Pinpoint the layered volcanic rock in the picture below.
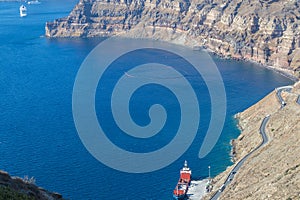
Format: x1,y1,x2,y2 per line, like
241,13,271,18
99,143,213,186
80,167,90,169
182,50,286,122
46,0,300,77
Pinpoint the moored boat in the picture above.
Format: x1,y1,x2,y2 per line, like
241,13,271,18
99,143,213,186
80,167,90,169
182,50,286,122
173,161,192,200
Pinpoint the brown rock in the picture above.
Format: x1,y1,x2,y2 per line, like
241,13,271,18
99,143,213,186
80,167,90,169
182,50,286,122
45,0,300,78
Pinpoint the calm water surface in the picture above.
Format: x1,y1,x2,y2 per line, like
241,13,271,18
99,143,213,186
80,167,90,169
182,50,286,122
0,1,294,199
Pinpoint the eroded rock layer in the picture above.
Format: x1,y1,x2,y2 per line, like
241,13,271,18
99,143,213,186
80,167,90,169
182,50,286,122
46,0,300,77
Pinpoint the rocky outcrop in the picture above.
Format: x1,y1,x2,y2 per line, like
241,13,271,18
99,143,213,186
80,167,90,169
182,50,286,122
45,0,300,78
203,81,300,199
0,170,63,200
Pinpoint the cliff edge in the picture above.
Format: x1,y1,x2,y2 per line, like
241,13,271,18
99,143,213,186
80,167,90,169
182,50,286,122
45,0,300,78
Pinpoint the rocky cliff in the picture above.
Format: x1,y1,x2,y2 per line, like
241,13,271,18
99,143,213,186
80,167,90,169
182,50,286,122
45,0,300,77
203,81,300,199
0,170,63,200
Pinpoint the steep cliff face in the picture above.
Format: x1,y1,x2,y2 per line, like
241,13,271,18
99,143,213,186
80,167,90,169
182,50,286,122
46,0,300,77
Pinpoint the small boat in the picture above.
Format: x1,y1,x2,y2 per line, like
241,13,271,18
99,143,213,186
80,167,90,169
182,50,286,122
27,0,41,5
19,5,27,17
173,161,192,200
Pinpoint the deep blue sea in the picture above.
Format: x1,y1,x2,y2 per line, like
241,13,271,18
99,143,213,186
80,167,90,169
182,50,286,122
0,1,294,199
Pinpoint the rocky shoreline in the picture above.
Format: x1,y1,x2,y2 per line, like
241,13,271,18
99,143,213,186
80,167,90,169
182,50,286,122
0,170,63,200
200,47,299,82
204,81,300,199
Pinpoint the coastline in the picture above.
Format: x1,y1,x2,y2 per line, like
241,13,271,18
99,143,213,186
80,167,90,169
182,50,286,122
0,170,63,200
229,112,247,164
118,33,300,82
263,64,299,82
216,54,298,168
204,81,300,199
202,47,299,82
227,60,298,164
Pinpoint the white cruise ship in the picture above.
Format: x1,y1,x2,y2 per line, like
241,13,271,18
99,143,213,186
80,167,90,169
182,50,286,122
19,5,27,17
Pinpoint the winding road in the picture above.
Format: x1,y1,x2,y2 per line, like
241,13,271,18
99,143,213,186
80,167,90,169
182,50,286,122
275,86,293,108
209,85,294,200
209,116,270,200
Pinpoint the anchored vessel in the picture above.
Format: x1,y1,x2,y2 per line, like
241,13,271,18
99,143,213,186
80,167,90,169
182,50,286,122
173,161,192,200
19,5,27,17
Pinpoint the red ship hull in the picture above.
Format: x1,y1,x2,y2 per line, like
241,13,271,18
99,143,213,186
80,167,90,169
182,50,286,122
173,161,192,199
